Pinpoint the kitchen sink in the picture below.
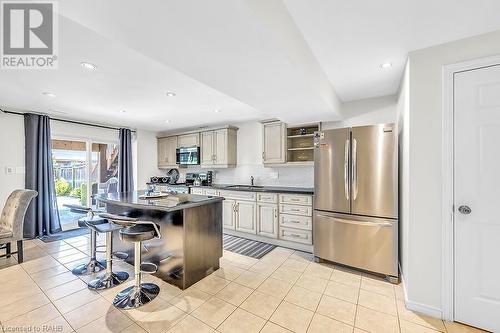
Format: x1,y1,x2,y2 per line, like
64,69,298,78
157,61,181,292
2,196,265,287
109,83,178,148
226,185,266,191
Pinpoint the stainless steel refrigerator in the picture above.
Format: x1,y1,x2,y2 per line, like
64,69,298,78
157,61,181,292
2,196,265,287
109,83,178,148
313,124,398,282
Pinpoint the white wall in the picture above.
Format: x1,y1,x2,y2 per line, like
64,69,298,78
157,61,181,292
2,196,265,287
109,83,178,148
134,130,161,190
0,113,25,207
51,121,119,143
397,61,410,290
402,29,500,317
323,95,397,130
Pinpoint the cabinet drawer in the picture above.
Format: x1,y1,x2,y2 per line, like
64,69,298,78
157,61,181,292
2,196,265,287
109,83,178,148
204,189,218,196
190,188,203,195
280,204,312,216
279,194,312,206
279,227,312,244
257,193,278,204
279,214,312,230
218,190,256,201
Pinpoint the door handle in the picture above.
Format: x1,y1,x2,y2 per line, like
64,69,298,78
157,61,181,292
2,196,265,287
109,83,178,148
458,205,471,215
316,214,393,228
344,139,350,200
351,138,358,200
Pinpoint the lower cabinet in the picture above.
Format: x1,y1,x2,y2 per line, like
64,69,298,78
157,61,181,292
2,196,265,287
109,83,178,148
257,203,278,238
235,200,257,234
223,199,236,230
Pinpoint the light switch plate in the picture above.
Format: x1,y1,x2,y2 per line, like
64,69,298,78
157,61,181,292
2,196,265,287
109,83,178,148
5,166,15,175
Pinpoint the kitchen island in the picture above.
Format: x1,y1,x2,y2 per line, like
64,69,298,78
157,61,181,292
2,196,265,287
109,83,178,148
96,191,223,290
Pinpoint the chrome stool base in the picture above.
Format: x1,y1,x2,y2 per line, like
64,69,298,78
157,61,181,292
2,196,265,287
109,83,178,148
72,259,106,276
113,283,160,309
88,271,129,290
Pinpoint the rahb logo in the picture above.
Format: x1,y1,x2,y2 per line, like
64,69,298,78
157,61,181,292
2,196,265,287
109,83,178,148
1,1,58,69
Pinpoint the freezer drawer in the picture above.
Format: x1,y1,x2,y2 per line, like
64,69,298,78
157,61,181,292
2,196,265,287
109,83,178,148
313,211,398,277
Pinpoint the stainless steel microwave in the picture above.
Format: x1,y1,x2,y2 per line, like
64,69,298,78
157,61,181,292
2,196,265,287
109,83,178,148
176,147,200,165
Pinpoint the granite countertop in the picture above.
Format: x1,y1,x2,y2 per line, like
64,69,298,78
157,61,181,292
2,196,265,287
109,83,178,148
96,191,223,212
151,183,314,195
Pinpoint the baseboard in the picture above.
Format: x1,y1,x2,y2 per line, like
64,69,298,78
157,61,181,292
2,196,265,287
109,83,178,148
399,263,443,319
224,229,313,253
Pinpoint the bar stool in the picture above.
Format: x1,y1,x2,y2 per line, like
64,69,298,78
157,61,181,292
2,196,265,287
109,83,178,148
86,221,129,290
99,213,161,309
64,204,106,275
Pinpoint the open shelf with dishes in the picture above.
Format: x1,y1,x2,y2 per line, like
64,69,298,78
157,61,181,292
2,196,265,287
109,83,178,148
286,124,319,163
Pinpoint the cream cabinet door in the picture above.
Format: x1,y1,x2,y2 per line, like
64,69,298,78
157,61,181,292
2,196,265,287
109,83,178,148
158,137,177,168
158,138,168,167
222,199,236,230
257,203,278,238
235,200,256,234
177,133,199,148
262,122,286,164
201,131,214,165
214,129,228,165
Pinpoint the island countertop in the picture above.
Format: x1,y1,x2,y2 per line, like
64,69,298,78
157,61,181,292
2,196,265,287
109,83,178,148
96,190,224,212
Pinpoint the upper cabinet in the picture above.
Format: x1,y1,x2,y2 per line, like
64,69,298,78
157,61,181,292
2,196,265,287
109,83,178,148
262,121,286,164
177,133,199,148
158,125,238,169
158,136,178,169
262,121,319,166
201,127,237,168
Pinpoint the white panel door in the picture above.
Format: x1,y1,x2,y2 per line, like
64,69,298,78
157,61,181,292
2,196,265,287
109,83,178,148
454,64,500,332
201,131,214,165
235,200,256,234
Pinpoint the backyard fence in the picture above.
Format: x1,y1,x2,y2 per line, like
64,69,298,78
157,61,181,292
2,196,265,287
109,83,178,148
54,164,86,189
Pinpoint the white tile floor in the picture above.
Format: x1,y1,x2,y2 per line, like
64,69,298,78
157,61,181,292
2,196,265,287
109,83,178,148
0,235,488,333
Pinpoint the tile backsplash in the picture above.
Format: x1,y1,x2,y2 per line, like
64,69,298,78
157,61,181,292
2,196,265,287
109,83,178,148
177,164,314,188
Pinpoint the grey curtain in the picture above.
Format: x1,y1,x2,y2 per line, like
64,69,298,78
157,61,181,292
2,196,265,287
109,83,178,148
24,114,61,237
118,128,134,192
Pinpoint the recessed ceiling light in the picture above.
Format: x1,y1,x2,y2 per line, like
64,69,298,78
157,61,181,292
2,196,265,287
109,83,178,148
214,109,220,113
165,120,171,124
42,92,56,98
380,62,392,69
80,61,97,70
166,92,176,97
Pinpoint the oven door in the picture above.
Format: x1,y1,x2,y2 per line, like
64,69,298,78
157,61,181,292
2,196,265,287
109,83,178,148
176,147,200,165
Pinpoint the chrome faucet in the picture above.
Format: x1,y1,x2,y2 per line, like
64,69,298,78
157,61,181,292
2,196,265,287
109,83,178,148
250,176,254,186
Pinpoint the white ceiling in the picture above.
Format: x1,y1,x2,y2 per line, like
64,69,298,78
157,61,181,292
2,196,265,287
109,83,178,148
1,0,500,130
284,0,500,101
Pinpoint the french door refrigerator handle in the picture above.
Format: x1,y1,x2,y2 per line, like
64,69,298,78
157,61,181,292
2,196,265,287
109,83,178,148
344,139,350,200
352,138,358,200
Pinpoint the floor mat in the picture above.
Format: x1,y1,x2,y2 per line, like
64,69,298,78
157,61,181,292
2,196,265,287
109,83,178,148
223,234,276,259
39,227,88,243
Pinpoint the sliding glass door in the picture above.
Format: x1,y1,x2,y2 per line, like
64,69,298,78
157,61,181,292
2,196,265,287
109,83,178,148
52,137,118,230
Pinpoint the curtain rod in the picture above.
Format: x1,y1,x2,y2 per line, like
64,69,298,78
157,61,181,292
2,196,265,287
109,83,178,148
0,108,136,133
